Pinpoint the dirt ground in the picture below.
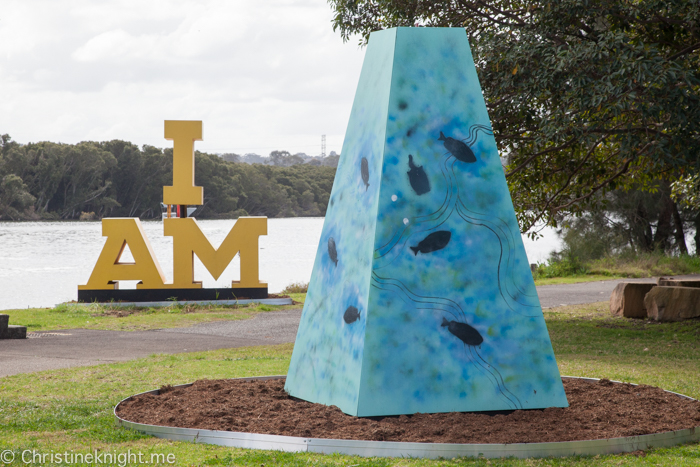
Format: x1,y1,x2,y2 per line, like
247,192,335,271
116,377,700,444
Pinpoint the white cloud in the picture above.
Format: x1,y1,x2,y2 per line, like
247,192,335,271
0,0,365,155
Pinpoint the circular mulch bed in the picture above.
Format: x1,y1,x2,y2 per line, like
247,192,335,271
116,377,700,445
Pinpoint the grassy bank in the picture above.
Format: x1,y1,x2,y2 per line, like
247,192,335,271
532,253,700,284
2,293,305,332
1,301,699,466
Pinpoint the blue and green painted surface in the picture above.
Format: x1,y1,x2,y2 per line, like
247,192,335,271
285,27,568,417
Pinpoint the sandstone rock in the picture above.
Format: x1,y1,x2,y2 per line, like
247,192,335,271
657,278,700,288
645,286,700,322
610,283,656,319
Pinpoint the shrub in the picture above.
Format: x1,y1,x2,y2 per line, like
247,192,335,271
281,282,308,294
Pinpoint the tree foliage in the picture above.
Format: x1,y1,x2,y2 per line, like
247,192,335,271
559,183,696,260
0,135,336,221
329,0,700,231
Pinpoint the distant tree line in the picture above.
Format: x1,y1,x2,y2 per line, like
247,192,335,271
0,135,336,220
222,150,340,168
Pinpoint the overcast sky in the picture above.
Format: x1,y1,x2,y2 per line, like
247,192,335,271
0,0,366,156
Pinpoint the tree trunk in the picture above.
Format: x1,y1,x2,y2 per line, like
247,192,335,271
671,202,688,254
634,202,654,252
695,213,700,256
653,195,674,252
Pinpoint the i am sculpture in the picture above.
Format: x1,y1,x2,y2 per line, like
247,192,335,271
78,120,268,303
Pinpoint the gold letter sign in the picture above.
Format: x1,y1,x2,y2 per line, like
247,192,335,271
78,120,268,303
163,120,203,206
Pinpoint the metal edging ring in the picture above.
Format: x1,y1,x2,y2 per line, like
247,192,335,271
114,376,700,459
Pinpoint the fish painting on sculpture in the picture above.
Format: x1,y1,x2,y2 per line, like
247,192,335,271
285,27,568,418
407,154,430,195
344,306,360,324
438,131,476,163
327,237,338,266
361,157,370,191
410,231,451,256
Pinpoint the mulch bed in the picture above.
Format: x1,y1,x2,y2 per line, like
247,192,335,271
116,377,700,444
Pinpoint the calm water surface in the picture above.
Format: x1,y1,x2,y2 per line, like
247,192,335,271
0,219,560,310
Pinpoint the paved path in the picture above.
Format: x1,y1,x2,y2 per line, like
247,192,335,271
0,310,302,378
537,274,700,308
2,276,698,377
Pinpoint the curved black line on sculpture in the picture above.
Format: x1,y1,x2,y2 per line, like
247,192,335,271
375,226,407,255
372,276,463,318
463,343,510,406
372,272,466,321
437,313,521,409
343,306,360,324
410,230,451,256
439,131,476,163
456,196,538,303
442,123,537,304
454,204,538,317
370,278,457,317
464,124,494,147
454,190,537,300
372,274,462,314
467,345,522,410
457,201,540,309
372,273,465,320
360,157,370,191
412,153,453,222
407,154,431,195
465,346,519,410
374,139,538,315
370,278,463,323
471,346,523,409
374,155,456,261
373,213,452,268
327,237,338,266
453,205,511,312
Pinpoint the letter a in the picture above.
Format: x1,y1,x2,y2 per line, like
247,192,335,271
79,218,167,290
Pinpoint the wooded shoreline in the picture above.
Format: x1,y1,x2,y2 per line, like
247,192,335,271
0,136,336,221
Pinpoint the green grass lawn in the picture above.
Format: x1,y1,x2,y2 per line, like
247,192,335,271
1,300,699,466
2,293,306,332
533,274,627,286
533,253,700,285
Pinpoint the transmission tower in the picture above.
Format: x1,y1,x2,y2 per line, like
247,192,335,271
321,134,326,158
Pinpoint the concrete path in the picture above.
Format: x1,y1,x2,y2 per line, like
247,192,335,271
0,310,302,378
537,274,700,308
2,276,699,377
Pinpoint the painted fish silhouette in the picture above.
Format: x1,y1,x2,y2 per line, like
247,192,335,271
439,131,476,163
410,231,451,256
360,157,370,191
441,317,483,346
344,306,360,324
407,154,430,195
328,237,338,266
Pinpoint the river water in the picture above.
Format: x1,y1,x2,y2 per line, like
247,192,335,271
0,219,561,310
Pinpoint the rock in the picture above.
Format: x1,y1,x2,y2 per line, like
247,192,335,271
609,283,656,319
657,278,700,288
0,313,27,339
645,286,700,322
2,325,27,339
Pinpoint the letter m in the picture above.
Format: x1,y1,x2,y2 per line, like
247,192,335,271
164,217,267,289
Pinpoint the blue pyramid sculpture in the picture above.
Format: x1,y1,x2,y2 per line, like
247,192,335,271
285,27,568,417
